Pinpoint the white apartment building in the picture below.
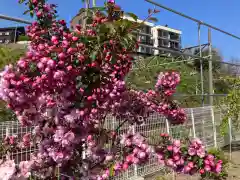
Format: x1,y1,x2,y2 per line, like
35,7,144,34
123,16,182,56
70,9,182,56
152,25,182,55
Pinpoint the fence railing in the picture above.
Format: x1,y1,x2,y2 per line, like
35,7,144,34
0,106,233,179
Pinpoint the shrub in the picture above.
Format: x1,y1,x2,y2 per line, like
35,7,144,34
0,0,225,179
18,35,30,41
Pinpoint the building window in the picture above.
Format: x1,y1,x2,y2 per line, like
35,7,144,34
170,32,179,40
141,26,151,34
86,18,93,24
0,32,2,36
78,19,82,25
140,36,146,42
112,10,123,20
146,26,151,34
163,31,168,38
5,32,10,35
170,42,179,49
146,47,150,54
163,40,168,47
158,30,168,38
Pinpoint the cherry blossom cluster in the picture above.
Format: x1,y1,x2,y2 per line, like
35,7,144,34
120,133,153,165
93,134,226,180
155,134,225,178
3,133,32,150
113,89,186,124
155,71,180,96
94,132,153,180
0,157,33,179
203,154,223,175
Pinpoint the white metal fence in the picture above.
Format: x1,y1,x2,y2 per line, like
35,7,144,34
0,106,234,179
106,106,227,179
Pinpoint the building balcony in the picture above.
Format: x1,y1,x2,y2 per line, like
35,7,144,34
158,44,180,51
140,40,154,46
157,36,180,43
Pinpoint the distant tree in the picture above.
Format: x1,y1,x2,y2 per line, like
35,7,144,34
0,45,26,70
192,48,222,72
127,52,236,107
220,58,240,76
18,35,30,41
126,56,202,107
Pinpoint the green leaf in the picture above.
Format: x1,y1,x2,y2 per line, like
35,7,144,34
125,12,138,21
18,0,25,4
89,6,106,11
105,23,116,34
91,51,98,61
74,60,80,67
30,10,34,17
85,10,94,18
98,24,110,34
23,10,30,15
192,155,199,163
80,37,89,44
148,17,158,23
198,158,203,166
109,164,115,177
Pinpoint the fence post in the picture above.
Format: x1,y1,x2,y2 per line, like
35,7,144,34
165,118,170,135
132,125,138,177
5,126,9,137
112,115,115,130
190,109,196,138
201,107,206,144
57,166,60,180
211,107,217,148
228,117,232,161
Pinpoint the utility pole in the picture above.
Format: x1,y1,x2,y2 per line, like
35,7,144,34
92,0,96,7
208,28,213,106
14,26,18,43
198,23,204,106
83,0,90,29
0,14,31,24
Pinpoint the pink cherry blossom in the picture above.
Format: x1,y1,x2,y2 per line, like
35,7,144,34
18,161,34,178
188,148,196,156
204,165,211,171
173,140,181,147
215,163,222,173
0,159,16,180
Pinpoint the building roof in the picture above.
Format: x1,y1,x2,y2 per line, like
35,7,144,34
70,8,85,23
0,26,25,31
122,15,155,27
152,25,182,34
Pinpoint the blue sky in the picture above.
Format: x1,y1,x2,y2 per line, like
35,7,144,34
1,0,240,60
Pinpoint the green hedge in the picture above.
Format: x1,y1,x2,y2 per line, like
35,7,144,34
18,35,29,41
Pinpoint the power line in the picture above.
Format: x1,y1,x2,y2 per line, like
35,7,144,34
138,43,240,67
145,0,240,40
0,14,32,25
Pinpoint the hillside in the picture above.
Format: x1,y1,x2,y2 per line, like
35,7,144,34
126,55,229,107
